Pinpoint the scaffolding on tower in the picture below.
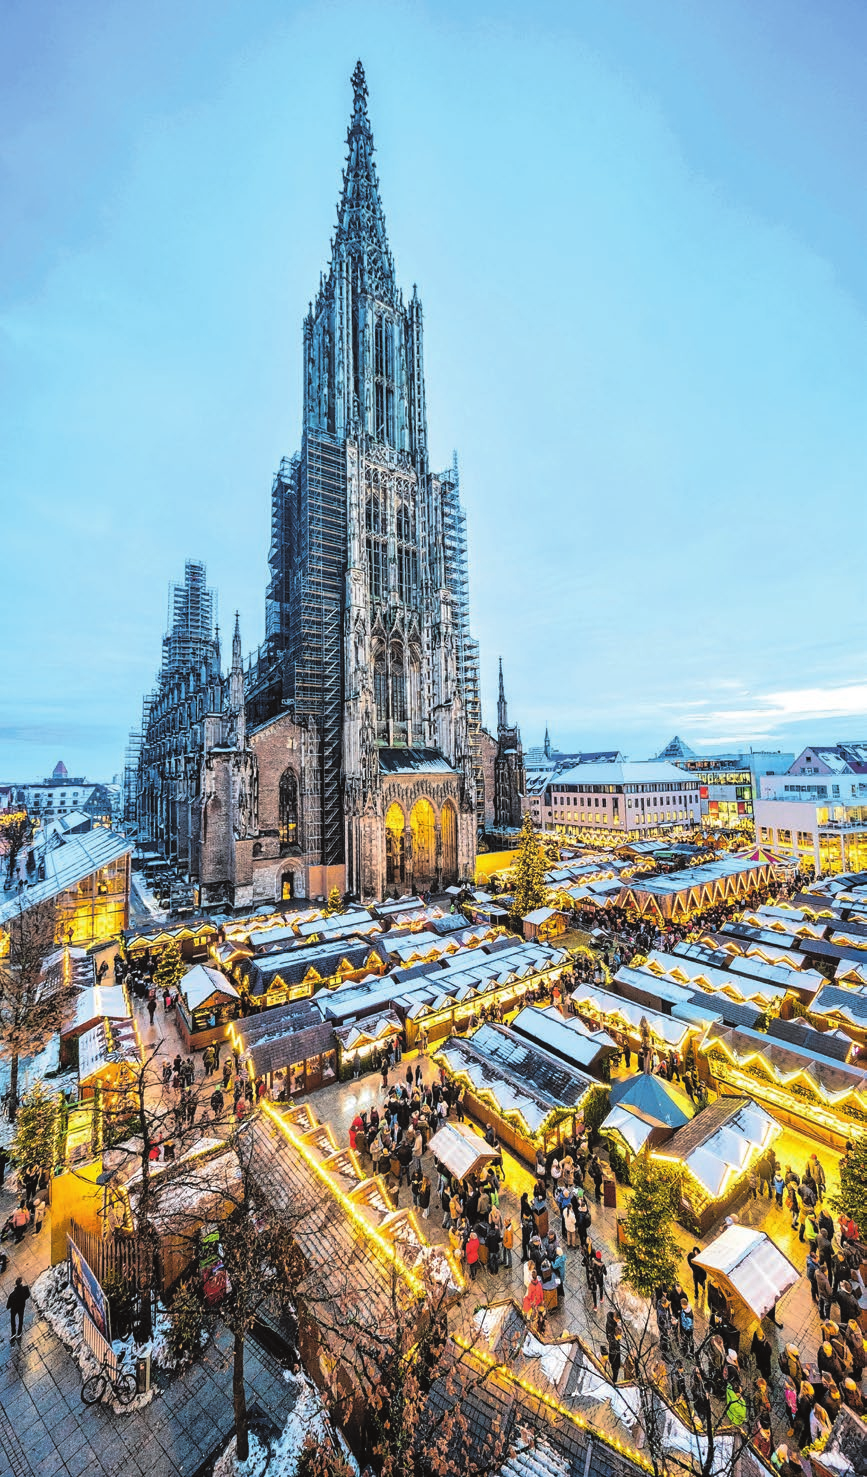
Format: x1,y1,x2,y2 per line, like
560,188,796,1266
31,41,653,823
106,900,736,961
440,455,484,826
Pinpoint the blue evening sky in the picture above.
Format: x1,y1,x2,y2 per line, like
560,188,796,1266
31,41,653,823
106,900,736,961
1,0,865,782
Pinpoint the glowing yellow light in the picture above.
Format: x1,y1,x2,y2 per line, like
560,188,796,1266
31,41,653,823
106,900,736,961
261,1101,462,1297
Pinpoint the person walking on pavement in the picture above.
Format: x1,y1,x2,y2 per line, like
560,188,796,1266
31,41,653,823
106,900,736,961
147,997,157,1026
7,1278,30,1342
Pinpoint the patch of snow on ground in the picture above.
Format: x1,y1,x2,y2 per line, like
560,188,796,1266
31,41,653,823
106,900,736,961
213,1373,359,1477
32,1262,160,1412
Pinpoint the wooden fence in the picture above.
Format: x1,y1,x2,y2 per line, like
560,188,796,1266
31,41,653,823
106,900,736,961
68,1219,192,1294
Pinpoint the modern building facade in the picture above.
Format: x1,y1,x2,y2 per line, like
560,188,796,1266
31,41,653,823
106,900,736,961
133,66,497,907
534,760,701,842
651,737,794,833
755,772,867,876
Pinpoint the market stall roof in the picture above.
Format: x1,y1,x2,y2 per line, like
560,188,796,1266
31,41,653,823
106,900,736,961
522,907,561,926
78,1017,140,1084
68,983,131,1036
693,1225,799,1320
180,964,238,1010
608,1073,695,1128
333,1010,402,1052
660,1097,780,1200
427,1122,501,1181
571,983,699,1048
510,1004,615,1072
435,1023,595,1137
600,1104,656,1156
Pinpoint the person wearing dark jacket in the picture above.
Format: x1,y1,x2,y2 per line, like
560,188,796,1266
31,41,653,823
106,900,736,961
751,1326,773,1381
687,1247,707,1303
6,1278,29,1342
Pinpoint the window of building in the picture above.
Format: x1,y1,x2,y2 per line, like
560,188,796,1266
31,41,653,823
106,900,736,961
279,770,299,852
777,829,792,846
366,489,387,602
797,831,813,848
396,499,417,605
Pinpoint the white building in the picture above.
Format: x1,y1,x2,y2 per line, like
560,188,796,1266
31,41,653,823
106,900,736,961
755,766,867,876
533,761,701,843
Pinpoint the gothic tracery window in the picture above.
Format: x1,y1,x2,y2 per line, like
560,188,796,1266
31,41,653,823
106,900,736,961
373,644,387,727
396,499,418,605
279,769,299,853
390,642,406,724
374,313,396,445
366,485,387,603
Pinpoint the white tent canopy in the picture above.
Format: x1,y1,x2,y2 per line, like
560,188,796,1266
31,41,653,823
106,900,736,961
427,1122,500,1182
693,1225,799,1320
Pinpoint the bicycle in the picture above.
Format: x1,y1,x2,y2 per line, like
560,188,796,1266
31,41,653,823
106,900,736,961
81,1349,138,1406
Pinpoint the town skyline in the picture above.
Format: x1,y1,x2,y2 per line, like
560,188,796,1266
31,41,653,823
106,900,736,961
2,0,865,783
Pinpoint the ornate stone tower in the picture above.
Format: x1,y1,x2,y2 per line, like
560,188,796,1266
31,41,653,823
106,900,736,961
267,62,479,898
493,659,526,828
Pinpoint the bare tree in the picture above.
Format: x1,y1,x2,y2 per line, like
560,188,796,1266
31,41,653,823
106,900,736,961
591,1285,753,1477
0,897,66,1118
1,813,35,889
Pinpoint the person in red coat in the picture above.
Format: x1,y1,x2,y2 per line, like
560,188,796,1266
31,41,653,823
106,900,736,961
465,1230,480,1280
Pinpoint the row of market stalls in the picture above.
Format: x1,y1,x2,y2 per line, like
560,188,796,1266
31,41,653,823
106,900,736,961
228,937,573,1093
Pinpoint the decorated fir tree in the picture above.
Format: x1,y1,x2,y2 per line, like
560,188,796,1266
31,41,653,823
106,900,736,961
13,1081,60,1174
510,813,548,921
832,1137,867,1233
327,886,342,916
622,1151,682,1300
154,941,185,996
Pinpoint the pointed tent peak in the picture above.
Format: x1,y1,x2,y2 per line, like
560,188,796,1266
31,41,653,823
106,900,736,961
653,734,697,761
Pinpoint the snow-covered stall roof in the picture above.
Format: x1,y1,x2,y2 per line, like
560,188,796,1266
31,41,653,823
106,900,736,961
180,963,238,1010
693,1224,800,1319
427,1122,501,1182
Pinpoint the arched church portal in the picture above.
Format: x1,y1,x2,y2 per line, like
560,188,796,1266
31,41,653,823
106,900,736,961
410,799,436,891
385,803,406,889
441,800,458,886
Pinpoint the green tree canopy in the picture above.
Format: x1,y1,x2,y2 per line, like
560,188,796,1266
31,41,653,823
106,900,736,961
154,941,185,995
622,1153,682,1301
832,1137,867,1232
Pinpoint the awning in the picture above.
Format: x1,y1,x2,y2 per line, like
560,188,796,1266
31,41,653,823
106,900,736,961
693,1225,799,1320
427,1122,501,1182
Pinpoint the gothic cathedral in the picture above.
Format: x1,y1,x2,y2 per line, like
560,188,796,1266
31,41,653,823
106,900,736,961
134,65,523,907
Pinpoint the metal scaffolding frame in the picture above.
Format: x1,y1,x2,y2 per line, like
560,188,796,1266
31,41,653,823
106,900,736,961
440,455,484,822
161,560,216,681
287,430,347,866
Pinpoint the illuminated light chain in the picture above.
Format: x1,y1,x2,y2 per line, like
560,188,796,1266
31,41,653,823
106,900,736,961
700,1037,867,1112
451,1333,654,1472
261,1101,467,1297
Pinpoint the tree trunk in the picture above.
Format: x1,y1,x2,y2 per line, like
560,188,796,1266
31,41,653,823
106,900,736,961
233,1329,248,1462
9,1052,19,1122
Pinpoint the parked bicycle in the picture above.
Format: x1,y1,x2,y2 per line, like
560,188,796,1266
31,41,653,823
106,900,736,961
80,1349,137,1406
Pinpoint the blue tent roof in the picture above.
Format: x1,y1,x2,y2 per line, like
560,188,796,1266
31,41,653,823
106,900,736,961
608,1072,695,1128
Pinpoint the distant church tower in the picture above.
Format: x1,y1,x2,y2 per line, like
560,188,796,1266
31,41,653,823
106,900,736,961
493,659,525,828
267,62,479,898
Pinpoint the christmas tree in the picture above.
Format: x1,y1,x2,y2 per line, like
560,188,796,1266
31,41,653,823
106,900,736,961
13,1082,60,1174
327,886,342,916
832,1137,867,1232
510,813,548,921
622,1152,682,1300
154,941,185,996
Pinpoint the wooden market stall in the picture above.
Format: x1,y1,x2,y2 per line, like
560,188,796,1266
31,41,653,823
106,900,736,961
175,964,240,1049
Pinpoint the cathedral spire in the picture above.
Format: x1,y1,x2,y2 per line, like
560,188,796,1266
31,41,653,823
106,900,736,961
229,612,245,749
497,657,509,731
334,61,396,299
544,726,551,760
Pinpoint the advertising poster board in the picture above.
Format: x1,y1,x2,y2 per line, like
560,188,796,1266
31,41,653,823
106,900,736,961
67,1233,111,1342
